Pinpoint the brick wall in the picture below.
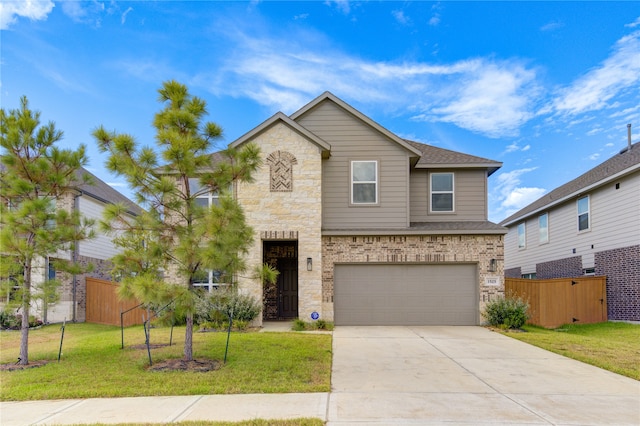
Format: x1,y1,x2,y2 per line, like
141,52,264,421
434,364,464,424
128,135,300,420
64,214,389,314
595,245,640,321
505,267,522,278
536,256,582,279
322,234,505,321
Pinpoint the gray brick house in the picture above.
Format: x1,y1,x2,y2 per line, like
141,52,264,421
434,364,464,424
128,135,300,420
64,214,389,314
500,139,640,321
214,92,506,326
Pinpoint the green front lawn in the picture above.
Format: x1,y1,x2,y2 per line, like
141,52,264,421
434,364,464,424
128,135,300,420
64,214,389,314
0,323,332,401
503,321,640,380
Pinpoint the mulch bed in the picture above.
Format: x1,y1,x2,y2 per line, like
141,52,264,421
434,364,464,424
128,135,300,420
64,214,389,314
0,360,50,371
147,358,222,372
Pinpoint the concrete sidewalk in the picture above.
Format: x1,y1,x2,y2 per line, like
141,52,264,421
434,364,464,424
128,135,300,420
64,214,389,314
2,326,639,425
0,394,329,425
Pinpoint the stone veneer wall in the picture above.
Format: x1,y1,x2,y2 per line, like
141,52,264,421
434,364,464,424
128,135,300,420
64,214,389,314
595,245,640,321
536,256,582,279
321,234,505,321
235,123,323,325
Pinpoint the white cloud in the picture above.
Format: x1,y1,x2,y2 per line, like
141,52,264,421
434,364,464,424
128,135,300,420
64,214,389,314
492,168,546,220
392,10,410,25
426,62,539,137
209,24,542,138
0,0,54,30
121,7,133,25
625,16,640,28
588,153,601,161
61,0,105,26
540,21,564,32
325,0,350,14
552,30,640,116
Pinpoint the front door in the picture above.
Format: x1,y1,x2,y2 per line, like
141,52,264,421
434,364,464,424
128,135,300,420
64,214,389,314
277,257,298,319
263,241,298,320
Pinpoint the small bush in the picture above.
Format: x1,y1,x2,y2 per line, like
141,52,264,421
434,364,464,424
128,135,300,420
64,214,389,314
292,318,307,331
483,295,529,329
197,288,262,325
0,310,20,329
291,318,334,331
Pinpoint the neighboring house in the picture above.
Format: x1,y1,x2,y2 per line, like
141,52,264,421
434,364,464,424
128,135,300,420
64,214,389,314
500,140,640,321
209,92,506,326
2,168,141,323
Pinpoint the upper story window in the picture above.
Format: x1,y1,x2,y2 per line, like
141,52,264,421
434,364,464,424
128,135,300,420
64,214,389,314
538,213,549,244
430,173,454,212
577,196,590,231
351,160,378,204
517,222,526,249
188,178,219,207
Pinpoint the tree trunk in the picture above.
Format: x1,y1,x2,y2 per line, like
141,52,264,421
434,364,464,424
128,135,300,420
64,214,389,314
19,261,31,365
184,313,193,361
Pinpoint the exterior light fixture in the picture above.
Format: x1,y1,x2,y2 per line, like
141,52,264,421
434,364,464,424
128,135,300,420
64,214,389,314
307,257,312,271
489,258,497,272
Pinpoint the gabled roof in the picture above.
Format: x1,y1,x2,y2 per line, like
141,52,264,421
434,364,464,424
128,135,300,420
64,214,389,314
230,111,331,155
500,141,640,227
76,168,142,216
406,140,502,176
290,91,423,158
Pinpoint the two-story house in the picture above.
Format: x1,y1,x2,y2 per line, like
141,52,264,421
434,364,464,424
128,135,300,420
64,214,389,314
204,92,506,326
2,168,141,323
500,139,640,321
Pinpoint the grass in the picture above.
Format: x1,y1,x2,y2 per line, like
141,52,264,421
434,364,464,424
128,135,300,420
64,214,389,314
0,323,332,401
502,321,640,380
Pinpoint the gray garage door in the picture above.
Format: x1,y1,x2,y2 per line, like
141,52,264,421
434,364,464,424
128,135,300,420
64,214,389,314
334,264,478,326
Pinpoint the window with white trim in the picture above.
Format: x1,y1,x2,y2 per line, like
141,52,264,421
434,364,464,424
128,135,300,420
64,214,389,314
517,222,526,249
538,213,549,244
430,172,454,212
351,160,377,204
577,196,590,231
188,178,219,207
191,269,228,292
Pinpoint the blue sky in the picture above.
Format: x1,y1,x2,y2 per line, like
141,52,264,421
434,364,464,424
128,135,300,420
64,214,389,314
2,1,639,222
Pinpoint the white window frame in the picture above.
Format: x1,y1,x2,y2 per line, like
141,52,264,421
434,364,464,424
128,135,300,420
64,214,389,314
189,178,220,207
350,160,378,205
538,213,549,244
192,270,229,293
430,172,455,213
517,222,526,249
577,195,590,232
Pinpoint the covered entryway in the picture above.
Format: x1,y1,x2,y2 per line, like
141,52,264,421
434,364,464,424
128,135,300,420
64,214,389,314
263,241,298,320
333,263,478,325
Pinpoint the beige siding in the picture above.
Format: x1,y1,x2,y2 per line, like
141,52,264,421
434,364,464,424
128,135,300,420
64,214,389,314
504,171,640,273
297,100,412,229
77,196,121,260
410,169,488,222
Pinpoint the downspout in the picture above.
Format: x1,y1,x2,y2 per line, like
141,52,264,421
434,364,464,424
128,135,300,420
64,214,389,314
72,192,81,322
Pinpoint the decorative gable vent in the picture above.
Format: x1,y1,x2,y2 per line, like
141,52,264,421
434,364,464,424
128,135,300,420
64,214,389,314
266,151,297,192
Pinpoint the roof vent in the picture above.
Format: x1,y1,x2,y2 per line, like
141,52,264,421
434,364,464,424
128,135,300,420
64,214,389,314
620,123,632,154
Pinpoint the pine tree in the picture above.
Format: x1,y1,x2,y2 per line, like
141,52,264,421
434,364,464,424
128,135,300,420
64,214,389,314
0,97,95,365
94,80,261,361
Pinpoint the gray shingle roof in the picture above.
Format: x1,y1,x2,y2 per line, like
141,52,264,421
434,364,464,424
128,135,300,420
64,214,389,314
405,140,502,176
76,168,142,215
500,142,640,226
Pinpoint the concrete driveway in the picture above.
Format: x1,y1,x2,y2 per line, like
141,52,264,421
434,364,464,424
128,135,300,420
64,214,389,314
329,326,640,425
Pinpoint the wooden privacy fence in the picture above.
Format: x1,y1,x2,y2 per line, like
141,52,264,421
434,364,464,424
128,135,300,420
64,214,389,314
86,277,146,326
505,276,607,328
